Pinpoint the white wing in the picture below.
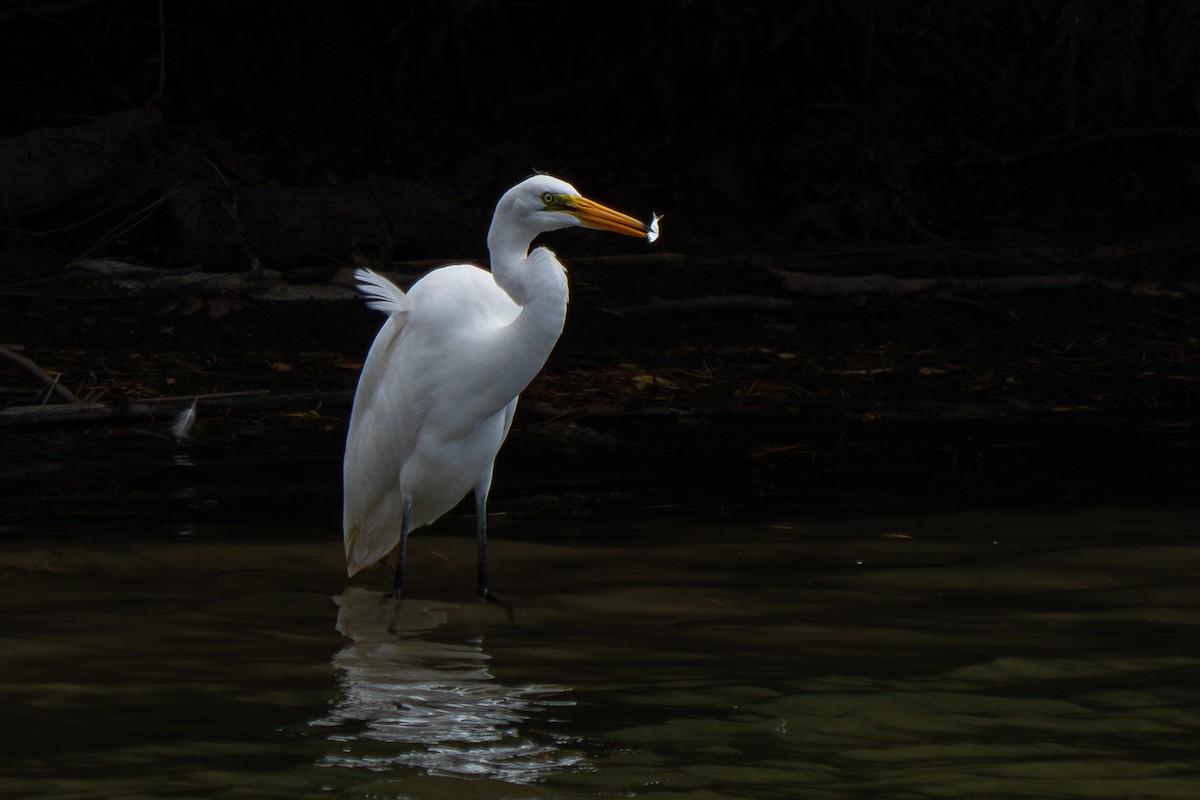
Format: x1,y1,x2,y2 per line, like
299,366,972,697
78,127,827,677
342,313,413,574
342,265,521,575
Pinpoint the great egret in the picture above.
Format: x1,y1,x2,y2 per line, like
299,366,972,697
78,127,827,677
343,174,659,600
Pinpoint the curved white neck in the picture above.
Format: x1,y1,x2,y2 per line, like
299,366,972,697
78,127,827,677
448,225,567,430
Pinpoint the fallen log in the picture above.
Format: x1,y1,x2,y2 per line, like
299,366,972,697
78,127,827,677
0,107,161,218
168,176,460,269
0,108,466,269
771,270,1200,298
604,295,794,315
0,390,354,429
0,260,361,301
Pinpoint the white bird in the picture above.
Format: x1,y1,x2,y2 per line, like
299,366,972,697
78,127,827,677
343,174,658,600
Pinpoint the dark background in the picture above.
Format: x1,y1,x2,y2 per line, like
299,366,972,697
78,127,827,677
5,0,1200,262
1,0,1197,511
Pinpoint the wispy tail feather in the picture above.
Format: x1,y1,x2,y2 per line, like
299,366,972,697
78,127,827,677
354,268,409,321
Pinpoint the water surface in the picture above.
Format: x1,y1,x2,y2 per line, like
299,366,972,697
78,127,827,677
1,427,1198,798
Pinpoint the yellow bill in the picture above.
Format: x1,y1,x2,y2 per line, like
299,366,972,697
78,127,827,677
565,196,661,243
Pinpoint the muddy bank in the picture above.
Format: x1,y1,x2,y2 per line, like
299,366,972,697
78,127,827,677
2,241,1196,517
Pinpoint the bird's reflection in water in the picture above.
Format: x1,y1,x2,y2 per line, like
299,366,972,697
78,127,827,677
313,587,584,782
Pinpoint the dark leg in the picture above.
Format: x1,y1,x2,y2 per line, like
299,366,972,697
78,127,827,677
474,487,515,620
391,496,411,601
475,489,490,599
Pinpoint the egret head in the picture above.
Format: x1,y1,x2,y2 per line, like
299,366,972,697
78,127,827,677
502,174,654,239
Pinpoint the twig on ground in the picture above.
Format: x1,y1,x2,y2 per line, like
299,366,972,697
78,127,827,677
0,345,82,404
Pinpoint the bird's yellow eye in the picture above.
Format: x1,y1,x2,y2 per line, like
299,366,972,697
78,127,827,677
542,192,556,206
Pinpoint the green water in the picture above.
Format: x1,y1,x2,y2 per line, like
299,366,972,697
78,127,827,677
3,508,1199,798
1,429,1198,798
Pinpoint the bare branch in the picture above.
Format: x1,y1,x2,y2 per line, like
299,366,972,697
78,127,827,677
0,345,81,404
